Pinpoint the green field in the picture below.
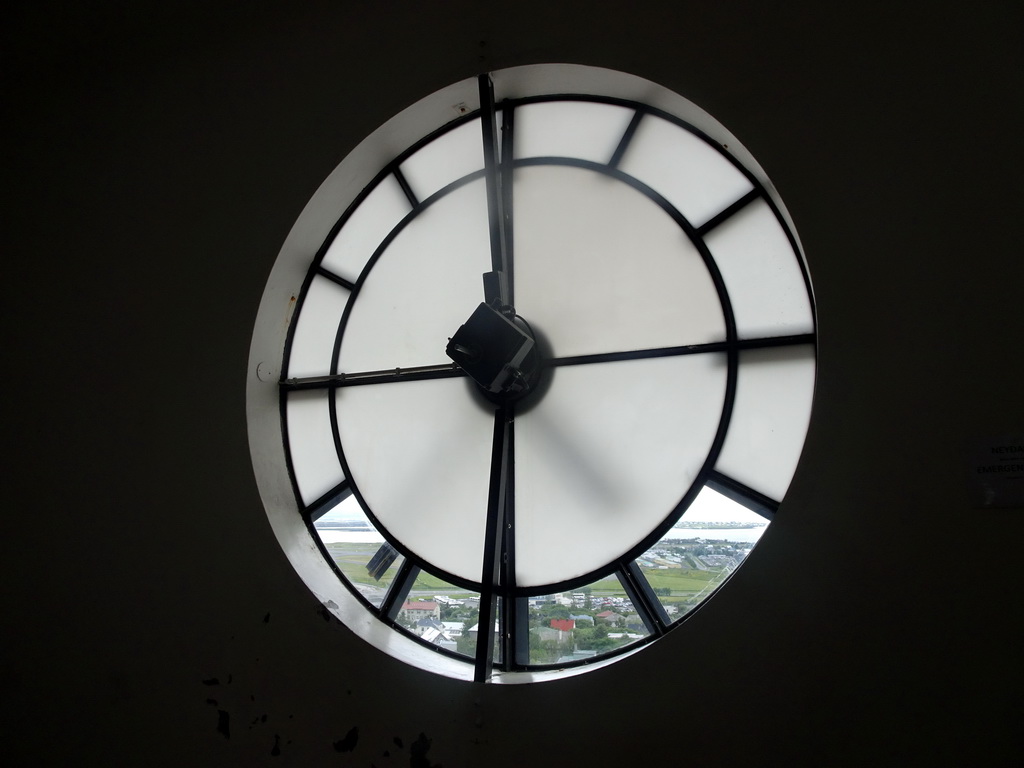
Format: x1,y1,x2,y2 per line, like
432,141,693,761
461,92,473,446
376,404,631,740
409,571,476,594
324,542,400,587
324,541,477,596
589,566,723,594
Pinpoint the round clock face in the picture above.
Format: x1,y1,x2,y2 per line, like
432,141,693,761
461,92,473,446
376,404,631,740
249,65,816,682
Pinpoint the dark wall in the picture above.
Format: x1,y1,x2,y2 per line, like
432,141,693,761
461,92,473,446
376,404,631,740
4,2,1021,764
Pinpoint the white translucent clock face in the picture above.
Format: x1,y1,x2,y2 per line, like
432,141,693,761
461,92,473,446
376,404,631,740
255,65,816,679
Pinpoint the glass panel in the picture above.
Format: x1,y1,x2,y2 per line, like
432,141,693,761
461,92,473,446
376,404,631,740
285,390,344,506
528,580,649,666
514,101,635,164
639,485,769,623
704,198,814,339
513,164,725,360
334,377,494,584
287,275,350,378
715,345,816,501
396,570,486,659
515,352,727,588
320,174,412,283
400,118,484,203
311,494,404,608
618,114,754,230
470,597,503,665
338,178,491,372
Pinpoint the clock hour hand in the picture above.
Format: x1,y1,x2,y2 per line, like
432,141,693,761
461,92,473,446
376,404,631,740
478,73,511,311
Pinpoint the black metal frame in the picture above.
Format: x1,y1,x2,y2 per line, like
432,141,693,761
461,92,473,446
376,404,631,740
277,84,817,680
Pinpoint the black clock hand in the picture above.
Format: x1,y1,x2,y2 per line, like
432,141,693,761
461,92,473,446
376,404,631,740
474,405,511,680
446,83,538,404
280,363,463,391
478,73,511,310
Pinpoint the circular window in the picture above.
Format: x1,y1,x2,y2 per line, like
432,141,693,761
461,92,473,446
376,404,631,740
248,64,816,683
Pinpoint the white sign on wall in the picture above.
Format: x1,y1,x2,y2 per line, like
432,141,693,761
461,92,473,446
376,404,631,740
967,435,1024,508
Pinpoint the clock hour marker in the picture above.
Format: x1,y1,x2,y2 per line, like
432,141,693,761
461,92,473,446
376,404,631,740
608,108,644,169
695,188,760,237
706,470,778,521
303,480,352,522
315,266,355,291
392,167,419,209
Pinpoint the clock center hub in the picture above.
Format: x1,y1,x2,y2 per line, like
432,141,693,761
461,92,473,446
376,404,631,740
445,303,544,404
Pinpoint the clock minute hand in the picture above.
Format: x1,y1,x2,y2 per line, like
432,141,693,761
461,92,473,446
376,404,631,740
478,73,511,311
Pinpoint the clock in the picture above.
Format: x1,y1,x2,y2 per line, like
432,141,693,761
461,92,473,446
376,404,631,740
248,64,816,682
